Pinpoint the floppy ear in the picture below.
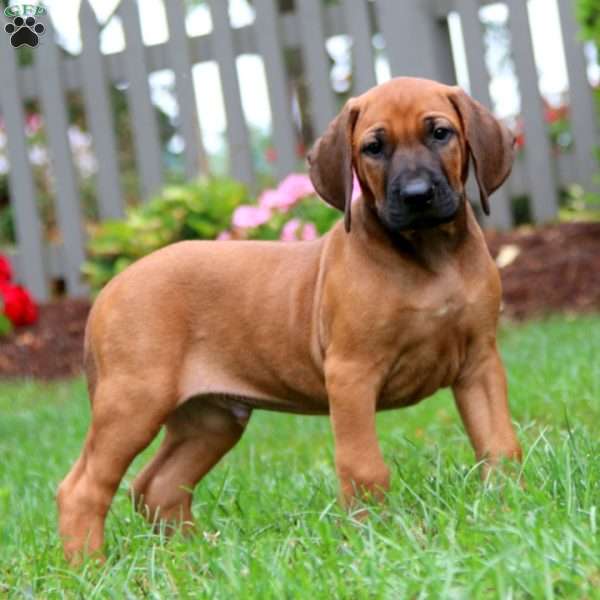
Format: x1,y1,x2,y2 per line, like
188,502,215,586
449,88,515,216
307,101,359,232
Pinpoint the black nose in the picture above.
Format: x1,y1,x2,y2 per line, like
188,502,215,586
400,177,435,208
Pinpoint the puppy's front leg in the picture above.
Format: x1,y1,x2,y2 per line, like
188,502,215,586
453,347,522,479
326,360,390,506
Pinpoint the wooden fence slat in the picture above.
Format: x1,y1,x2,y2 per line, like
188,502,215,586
556,0,599,193
119,0,164,200
17,6,364,102
164,0,208,181
297,0,338,137
0,14,48,300
36,17,87,296
79,0,124,220
435,19,457,86
208,0,255,186
254,0,298,179
457,0,512,230
505,0,558,222
375,0,455,84
343,0,376,95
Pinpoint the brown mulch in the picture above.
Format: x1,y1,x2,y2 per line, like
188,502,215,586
0,299,90,380
1,222,599,380
486,221,600,320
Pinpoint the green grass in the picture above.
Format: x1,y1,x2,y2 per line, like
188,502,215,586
1,315,600,598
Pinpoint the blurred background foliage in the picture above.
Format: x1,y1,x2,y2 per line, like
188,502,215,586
1,0,600,292
577,0,600,44
82,178,248,291
83,174,340,293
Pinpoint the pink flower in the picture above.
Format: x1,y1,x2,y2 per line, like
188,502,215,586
258,174,315,212
217,231,232,241
301,223,318,241
258,189,287,210
25,114,42,136
351,172,362,203
232,205,271,229
280,218,302,241
276,174,315,209
257,174,317,213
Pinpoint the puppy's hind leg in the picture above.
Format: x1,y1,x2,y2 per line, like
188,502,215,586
57,375,175,563
131,399,250,532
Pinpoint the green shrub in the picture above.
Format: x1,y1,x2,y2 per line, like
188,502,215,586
577,0,600,44
83,178,249,293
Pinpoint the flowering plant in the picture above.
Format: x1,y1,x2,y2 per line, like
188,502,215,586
0,255,38,336
84,174,361,294
218,173,361,242
0,112,99,244
84,178,249,292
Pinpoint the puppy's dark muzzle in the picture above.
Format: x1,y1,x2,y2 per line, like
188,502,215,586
381,170,459,231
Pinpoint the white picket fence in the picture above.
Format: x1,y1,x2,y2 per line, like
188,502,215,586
0,0,596,300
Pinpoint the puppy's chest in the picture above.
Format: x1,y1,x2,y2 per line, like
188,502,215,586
377,280,476,408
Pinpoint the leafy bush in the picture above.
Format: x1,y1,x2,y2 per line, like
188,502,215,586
577,0,600,44
83,173,348,294
559,183,600,222
83,178,249,292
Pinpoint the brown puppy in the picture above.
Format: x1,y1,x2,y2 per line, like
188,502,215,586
58,77,521,562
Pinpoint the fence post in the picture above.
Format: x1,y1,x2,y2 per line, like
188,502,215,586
35,16,88,296
343,0,377,95
505,0,559,222
164,0,208,181
119,0,164,200
254,0,299,180
376,0,455,84
79,0,125,220
208,0,255,187
556,0,599,194
0,14,48,300
456,0,513,229
297,0,338,137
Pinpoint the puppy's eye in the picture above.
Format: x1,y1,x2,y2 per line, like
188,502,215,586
362,139,384,157
432,127,453,142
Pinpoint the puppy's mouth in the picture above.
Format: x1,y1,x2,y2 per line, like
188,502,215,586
378,189,461,232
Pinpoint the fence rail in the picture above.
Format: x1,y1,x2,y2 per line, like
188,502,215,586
0,0,596,299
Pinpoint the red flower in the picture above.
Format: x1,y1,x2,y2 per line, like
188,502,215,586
0,283,38,327
514,132,525,150
0,256,12,283
265,147,277,163
543,104,568,124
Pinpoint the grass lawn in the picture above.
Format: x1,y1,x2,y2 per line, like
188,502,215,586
0,315,599,598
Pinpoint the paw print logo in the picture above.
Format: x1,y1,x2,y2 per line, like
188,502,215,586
4,16,45,48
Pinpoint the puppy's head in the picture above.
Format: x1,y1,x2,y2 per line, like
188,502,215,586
308,77,515,233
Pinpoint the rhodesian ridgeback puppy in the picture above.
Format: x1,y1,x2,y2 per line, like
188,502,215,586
58,77,522,562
